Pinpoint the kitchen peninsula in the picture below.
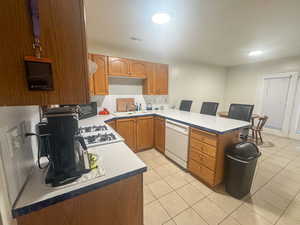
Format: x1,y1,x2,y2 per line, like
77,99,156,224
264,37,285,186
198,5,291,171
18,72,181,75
13,109,249,225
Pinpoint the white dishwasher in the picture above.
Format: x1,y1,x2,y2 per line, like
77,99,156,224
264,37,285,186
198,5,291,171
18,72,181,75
165,120,189,169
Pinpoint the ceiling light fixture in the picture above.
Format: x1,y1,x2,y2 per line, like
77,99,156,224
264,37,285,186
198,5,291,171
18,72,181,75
152,13,170,24
248,50,263,56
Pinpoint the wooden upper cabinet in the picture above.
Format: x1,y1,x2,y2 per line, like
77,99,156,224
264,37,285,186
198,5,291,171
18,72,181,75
88,54,95,96
0,0,89,106
143,63,155,95
130,60,147,78
108,57,130,77
154,116,165,153
136,116,154,151
116,118,137,152
155,64,169,95
92,54,108,95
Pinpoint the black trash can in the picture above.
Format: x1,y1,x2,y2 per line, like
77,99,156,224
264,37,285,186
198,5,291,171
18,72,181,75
225,142,261,199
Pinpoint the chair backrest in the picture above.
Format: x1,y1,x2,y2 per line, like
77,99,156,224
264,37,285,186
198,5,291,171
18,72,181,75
200,102,219,116
256,115,268,131
228,104,254,122
179,100,193,112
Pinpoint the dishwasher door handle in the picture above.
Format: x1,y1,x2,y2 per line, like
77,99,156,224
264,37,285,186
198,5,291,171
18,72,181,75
166,120,189,135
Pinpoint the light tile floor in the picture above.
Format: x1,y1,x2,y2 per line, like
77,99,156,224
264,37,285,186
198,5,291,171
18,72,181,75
137,133,300,225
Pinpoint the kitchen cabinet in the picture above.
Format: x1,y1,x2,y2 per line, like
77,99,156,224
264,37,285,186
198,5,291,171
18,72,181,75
116,118,137,152
130,60,147,78
88,54,95,96
154,64,169,95
17,174,143,225
154,116,165,153
143,63,155,95
108,57,131,77
92,54,109,95
136,116,154,150
0,0,89,106
188,128,239,187
106,120,116,130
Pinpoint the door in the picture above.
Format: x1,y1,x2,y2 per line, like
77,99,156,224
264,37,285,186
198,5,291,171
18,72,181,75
108,57,130,77
116,118,136,152
92,54,108,95
260,73,298,136
155,64,168,95
154,117,165,153
136,117,154,151
289,75,300,139
130,60,147,78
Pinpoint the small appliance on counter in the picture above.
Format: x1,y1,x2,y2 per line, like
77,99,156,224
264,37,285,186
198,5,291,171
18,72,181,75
61,102,97,120
39,107,91,187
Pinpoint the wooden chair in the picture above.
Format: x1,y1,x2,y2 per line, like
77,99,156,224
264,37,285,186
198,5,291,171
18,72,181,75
251,115,268,144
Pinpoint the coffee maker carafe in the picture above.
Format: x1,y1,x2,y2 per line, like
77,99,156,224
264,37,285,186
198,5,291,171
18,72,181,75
43,107,88,187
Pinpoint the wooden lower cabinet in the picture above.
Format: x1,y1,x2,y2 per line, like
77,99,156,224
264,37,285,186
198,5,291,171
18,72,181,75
188,128,239,187
154,116,165,153
115,116,154,152
106,120,116,130
116,118,137,152
136,117,154,151
17,174,143,225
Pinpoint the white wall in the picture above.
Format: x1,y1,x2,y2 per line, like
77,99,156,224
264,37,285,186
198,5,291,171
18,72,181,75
88,43,228,113
0,106,39,225
224,56,300,113
169,62,227,112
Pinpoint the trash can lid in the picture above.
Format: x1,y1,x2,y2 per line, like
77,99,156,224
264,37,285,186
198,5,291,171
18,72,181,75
227,142,261,161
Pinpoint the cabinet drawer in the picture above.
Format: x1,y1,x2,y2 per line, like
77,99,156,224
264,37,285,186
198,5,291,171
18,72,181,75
190,128,217,147
200,165,215,186
189,148,216,171
190,138,217,158
188,159,201,177
188,160,215,186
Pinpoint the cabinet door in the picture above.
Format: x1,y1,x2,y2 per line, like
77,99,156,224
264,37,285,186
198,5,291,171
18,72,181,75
92,54,108,95
143,63,155,95
88,54,95,96
116,118,137,152
130,60,147,78
108,57,130,77
136,116,154,151
155,64,169,95
0,0,89,106
154,117,165,153
106,120,116,130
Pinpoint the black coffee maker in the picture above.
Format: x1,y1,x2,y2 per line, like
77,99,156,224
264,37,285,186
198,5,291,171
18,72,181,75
41,107,88,187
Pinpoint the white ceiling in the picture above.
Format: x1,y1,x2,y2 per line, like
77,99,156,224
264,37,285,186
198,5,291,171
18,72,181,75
85,0,300,66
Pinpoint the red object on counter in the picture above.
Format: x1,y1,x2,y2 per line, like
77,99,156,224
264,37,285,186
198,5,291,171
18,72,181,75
99,108,110,115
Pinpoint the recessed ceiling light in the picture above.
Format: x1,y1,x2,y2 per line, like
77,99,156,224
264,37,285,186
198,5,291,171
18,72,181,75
152,13,170,24
248,50,263,56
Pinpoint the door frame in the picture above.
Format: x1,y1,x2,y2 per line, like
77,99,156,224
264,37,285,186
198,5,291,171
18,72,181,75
258,72,299,137
289,75,300,140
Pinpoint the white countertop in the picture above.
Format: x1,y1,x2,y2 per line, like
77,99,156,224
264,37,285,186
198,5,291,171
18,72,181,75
13,142,146,216
101,109,250,133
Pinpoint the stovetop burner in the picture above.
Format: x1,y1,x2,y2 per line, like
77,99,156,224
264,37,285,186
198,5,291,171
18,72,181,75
79,125,108,134
84,133,117,144
79,124,123,147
